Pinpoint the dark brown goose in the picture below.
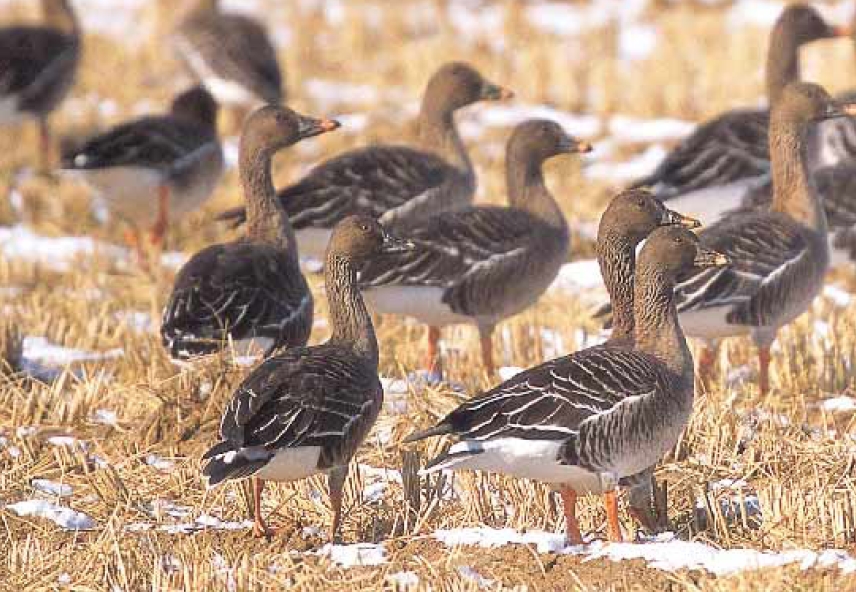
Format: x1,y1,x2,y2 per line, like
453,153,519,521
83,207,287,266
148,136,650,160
674,83,851,394
63,86,223,252
406,226,728,545
217,62,513,260
161,106,338,360
202,215,414,539
631,5,848,224
359,119,587,378
596,189,700,532
172,0,283,116
0,0,81,169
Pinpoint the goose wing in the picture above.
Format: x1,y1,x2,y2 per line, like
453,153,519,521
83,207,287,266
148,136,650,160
213,344,382,468
161,241,312,358
176,13,282,104
359,207,547,316
675,212,813,325
0,27,77,103
632,109,770,199
63,116,213,172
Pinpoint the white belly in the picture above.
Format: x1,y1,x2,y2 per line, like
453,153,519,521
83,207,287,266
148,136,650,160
435,438,607,493
0,95,24,124
664,180,757,227
679,305,750,342
74,166,165,227
295,227,332,261
255,446,322,482
362,285,472,327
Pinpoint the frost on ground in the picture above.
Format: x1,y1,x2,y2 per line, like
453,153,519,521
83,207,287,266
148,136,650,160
434,527,856,576
316,543,387,567
5,499,96,530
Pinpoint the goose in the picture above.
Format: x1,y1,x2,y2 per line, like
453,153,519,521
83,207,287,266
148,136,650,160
359,119,588,378
674,82,852,394
172,0,283,122
161,105,338,360
405,226,728,544
217,62,513,261
594,189,701,532
632,4,849,225
63,86,224,253
0,0,81,170
202,215,414,539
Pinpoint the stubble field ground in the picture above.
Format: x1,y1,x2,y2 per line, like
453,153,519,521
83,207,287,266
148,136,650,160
2,0,856,590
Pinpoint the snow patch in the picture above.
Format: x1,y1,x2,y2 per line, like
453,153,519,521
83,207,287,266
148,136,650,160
32,478,73,497
5,499,95,530
317,543,387,567
820,396,856,413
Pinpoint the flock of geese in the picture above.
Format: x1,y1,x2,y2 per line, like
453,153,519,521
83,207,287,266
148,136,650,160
3,0,856,545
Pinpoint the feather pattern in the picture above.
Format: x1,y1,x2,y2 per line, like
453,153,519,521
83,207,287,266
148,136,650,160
360,206,568,320
174,8,283,105
675,207,826,330
161,241,312,359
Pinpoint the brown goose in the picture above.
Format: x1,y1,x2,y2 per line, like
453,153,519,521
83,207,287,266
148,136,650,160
161,106,338,360
202,215,414,539
674,83,852,394
359,119,588,378
217,62,513,261
632,5,848,224
406,226,728,545
596,189,700,532
63,86,223,252
0,0,81,170
172,0,283,119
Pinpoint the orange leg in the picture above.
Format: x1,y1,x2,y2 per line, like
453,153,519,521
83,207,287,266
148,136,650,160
758,346,771,396
479,330,495,378
150,184,170,246
123,227,148,267
425,326,442,377
604,490,622,542
697,344,718,392
559,486,584,545
251,477,270,538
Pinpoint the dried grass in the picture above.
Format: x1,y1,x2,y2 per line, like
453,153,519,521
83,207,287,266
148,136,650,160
1,1,856,590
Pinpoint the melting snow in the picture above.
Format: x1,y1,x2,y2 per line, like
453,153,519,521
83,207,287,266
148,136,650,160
585,145,668,182
550,259,605,296
317,543,387,567
21,336,123,380
92,409,119,426
0,225,125,271
6,499,95,530
457,565,495,588
435,527,856,576
822,285,853,308
387,571,419,588
32,478,73,497
146,454,176,471
820,396,856,413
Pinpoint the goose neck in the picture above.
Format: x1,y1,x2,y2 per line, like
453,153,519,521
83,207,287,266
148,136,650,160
506,156,567,232
765,29,800,104
597,229,635,343
417,103,472,175
633,269,692,379
769,120,826,231
241,145,298,258
325,254,378,367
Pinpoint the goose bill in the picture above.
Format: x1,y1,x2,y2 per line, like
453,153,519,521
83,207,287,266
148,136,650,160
693,248,730,268
381,233,416,254
662,208,701,229
297,116,341,139
480,82,514,101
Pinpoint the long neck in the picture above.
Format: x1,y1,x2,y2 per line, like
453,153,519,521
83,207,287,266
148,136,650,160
765,30,801,104
633,269,692,378
769,118,826,230
506,153,567,232
416,100,472,174
597,229,635,343
325,254,378,368
241,145,299,258
44,0,78,35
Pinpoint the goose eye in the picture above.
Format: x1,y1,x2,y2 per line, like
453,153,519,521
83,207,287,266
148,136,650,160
636,199,645,208
673,237,682,244
360,224,370,232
